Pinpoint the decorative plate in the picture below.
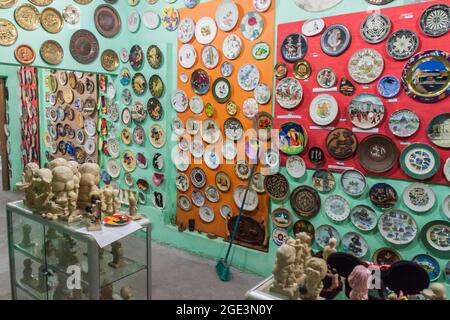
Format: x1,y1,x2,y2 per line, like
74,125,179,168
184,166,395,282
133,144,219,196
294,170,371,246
132,73,147,96
302,18,325,37
124,172,133,187
107,158,121,178
136,152,147,169
70,30,99,64
149,124,166,148
286,155,306,179
226,100,238,116
321,24,351,57
253,111,273,141
351,205,377,232
316,68,337,88
177,195,192,212
212,78,231,103
357,134,399,173
171,89,189,113
281,33,308,63
224,117,243,141
377,75,401,99
293,220,315,242
274,62,288,80
189,95,203,115
276,77,303,109
315,225,340,249
235,160,251,180
178,44,197,69
373,248,402,266
176,172,190,192
142,10,160,30
243,98,259,119
348,94,384,129
421,220,450,253
190,167,207,188
192,189,206,207
191,69,210,95
271,208,292,228
205,185,220,203
133,125,145,145
388,109,419,138
84,117,96,137
127,10,140,33
149,75,164,98
290,185,321,218
174,151,190,172
201,45,220,69
147,45,163,70
293,60,311,80
264,173,289,201
386,29,419,61
253,0,271,12
238,64,260,91
252,172,266,193
147,98,163,121
240,11,263,41
215,0,239,32
131,101,147,123
420,4,449,37
412,254,441,282
279,122,307,155
293,0,343,12
309,94,338,126
340,169,366,197
121,128,132,145
369,183,398,210
272,228,289,246
324,195,350,222
63,4,80,25
195,16,217,45
254,83,271,105
348,48,384,84
326,128,358,160
216,171,231,192
153,153,164,172
203,147,220,170
201,119,220,144
190,139,204,158
403,183,436,213
137,179,150,192
172,118,185,136
122,107,131,125
186,117,200,136
342,232,368,258
162,6,179,32
122,89,132,106
400,143,440,180
221,61,233,77
312,169,336,193
360,13,391,44
223,34,242,60
178,16,195,43
120,68,131,86
94,4,121,38
428,113,450,148
199,205,215,223
130,44,144,70
103,214,131,227
121,150,137,173
220,205,232,220
252,42,270,60
233,185,259,211
222,140,237,161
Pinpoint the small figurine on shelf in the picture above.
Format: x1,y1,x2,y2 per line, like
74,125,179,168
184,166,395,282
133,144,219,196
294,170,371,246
120,286,133,300
100,279,114,300
57,234,78,270
19,224,33,248
128,191,142,220
102,185,120,214
53,273,71,300
21,259,35,287
422,283,447,300
298,258,328,300
46,228,59,240
270,241,298,299
42,239,57,257
86,199,103,232
347,265,372,300
16,163,53,213
323,238,337,261
108,241,125,269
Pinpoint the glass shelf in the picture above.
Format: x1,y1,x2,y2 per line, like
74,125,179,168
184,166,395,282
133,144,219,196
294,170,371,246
100,256,146,288
13,244,44,265
15,281,46,300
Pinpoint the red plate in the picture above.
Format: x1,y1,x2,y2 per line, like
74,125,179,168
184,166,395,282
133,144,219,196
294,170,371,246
103,214,131,226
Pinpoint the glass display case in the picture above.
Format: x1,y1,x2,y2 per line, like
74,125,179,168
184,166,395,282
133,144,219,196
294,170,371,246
6,201,151,300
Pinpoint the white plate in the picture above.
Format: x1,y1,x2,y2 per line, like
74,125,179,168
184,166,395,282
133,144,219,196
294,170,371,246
302,18,325,37
120,48,129,63
178,16,195,43
172,118,185,136
324,195,350,222
201,45,220,69
205,185,220,203
192,189,206,207
238,64,260,91
309,94,338,126
177,195,192,212
195,16,217,45
84,138,96,155
190,139,204,158
403,183,436,213
142,10,160,30
286,155,306,178
233,185,259,211
243,98,259,119
128,10,140,33
204,147,220,170
171,89,189,112
201,119,220,144
220,205,232,219
240,11,264,41
215,0,239,32
222,34,242,60
174,151,190,172
442,195,450,219
276,77,303,109
178,44,197,69
189,95,204,114
253,0,271,12
199,205,215,223
176,172,190,192
222,140,237,161
444,158,450,182
107,159,121,178
254,83,271,105
186,117,200,135
84,117,96,137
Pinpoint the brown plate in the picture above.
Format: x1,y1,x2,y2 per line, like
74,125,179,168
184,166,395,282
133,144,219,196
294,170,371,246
94,4,121,38
326,128,358,160
40,40,63,65
290,185,321,218
264,173,289,201
227,216,265,246
357,134,399,173
372,247,402,266
70,29,99,64
15,44,36,64
101,49,119,72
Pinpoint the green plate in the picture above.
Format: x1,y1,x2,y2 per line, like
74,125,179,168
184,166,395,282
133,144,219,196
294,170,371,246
212,77,231,103
400,143,440,180
421,220,450,257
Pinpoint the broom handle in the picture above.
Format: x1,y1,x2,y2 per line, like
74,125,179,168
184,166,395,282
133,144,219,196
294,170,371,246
224,163,257,264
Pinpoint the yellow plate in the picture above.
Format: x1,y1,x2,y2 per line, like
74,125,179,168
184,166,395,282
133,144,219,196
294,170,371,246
41,7,63,33
14,4,40,31
0,19,18,46
0,0,18,9
40,40,64,65
101,49,119,72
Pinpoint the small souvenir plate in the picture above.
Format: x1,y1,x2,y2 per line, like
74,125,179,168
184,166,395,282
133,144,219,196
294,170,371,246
190,167,207,188
215,0,239,32
107,158,121,178
403,183,436,213
222,140,237,161
378,209,417,245
421,220,450,253
387,29,419,61
192,189,206,207
186,117,200,136
240,11,263,41
195,16,217,45
315,225,340,249
264,173,289,201
369,183,397,210
348,48,384,84
321,24,351,56
253,0,271,12
271,208,292,228
324,195,350,222
360,13,391,44
178,16,195,43
122,107,131,126
293,60,311,80
120,48,129,63
302,18,325,37
177,195,192,212
312,169,336,193
274,62,288,80
130,44,144,70
224,117,243,141
252,42,270,60
128,10,140,33
149,124,166,148
189,95,204,114
276,77,303,109
281,33,308,63
373,248,402,266
400,143,440,180
132,73,147,96
377,75,400,99
138,191,146,205
201,45,220,69
286,155,306,178
201,119,220,144
147,45,163,70
212,78,231,103
124,173,133,187
252,172,266,193
279,122,307,155
122,150,137,173
290,186,321,218
420,4,449,37
342,232,368,258
178,44,197,69
204,147,220,170
122,89,132,106
84,138,96,156
131,101,147,123
137,179,149,192
142,10,160,30
233,185,259,211
147,98,163,121
136,152,147,169
83,117,96,137
253,111,273,141
190,139,204,159
205,185,220,203
103,214,132,227
428,113,450,149
238,64,260,91
226,100,238,116
221,61,233,77
254,83,271,105
272,228,289,246
412,254,441,282
445,158,450,183
348,94,384,129
243,98,259,119
199,205,215,223
162,6,179,32
341,169,366,197
133,125,145,145
149,75,164,98
176,172,190,192
191,68,210,95
220,205,232,219
153,191,166,209
235,160,251,180
216,171,231,192
357,134,399,173
388,109,419,138
293,220,315,242
222,34,242,60
351,205,377,232
309,94,338,126
171,89,189,113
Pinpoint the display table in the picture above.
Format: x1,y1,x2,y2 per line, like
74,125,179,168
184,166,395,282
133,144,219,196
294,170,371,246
6,201,151,300
245,276,286,300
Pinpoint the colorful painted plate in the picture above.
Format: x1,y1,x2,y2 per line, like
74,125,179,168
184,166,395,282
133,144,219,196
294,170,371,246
272,228,289,246
302,18,325,37
388,109,419,138
251,172,266,193
107,158,121,178
240,11,263,41
222,140,237,161
224,117,243,141
271,208,292,228
341,169,366,197
212,77,231,103
176,172,190,192
421,220,450,253
191,68,210,95
195,16,217,45
243,98,259,119
190,167,207,188
317,68,337,88
222,34,242,60
149,75,164,98
373,247,402,266
149,124,166,148
147,45,163,69
403,183,436,213
122,150,137,172
274,62,288,80
171,89,189,113
276,77,303,109
220,204,232,220
369,183,397,210
129,44,144,70
290,186,321,218
280,33,308,63
253,111,273,141
186,117,200,136
377,75,401,98
400,143,440,180
238,64,260,91
420,4,449,37
215,0,239,32
312,169,336,193
321,24,351,56
177,195,192,212
133,125,145,145
136,152,147,169
293,220,315,242
201,119,220,144
324,195,350,222
216,171,231,192
103,214,131,227
326,128,358,160
315,225,340,249
378,209,417,245
348,94,384,130
412,254,441,282
190,139,204,158
264,173,289,201
221,61,233,77
203,147,220,170
178,44,197,69
178,16,195,43
342,232,368,258
252,42,270,60
348,48,384,84
127,10,140,33
427,113,450,148
387,29,419,61
201,45,220,69
254,83,271,105
142,10,160,30
309,94,338,126
357,134,399,173
147,98,163,121
235,160,251,180
205,185,220,203
279,122,308,155
162,6,179,32
351,205,377,232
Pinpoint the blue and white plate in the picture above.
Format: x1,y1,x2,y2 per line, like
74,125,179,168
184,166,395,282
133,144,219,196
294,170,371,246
412,254,441,282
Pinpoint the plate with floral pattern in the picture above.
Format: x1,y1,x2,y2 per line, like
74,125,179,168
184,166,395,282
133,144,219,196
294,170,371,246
171,89,188,113
386,29,419,61
201,45,220,69
238,64,260,91
215,0,239,32
240,11,263,41
421,220,450,254
195,16,217,45
222,34,242,60
191,68,210,95
324,195,350,222
176,172,189,192
178,16,195,43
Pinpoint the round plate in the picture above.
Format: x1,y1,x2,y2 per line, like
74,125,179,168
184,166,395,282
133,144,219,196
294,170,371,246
94,4,121,38
216,171,231,192
286,155,306,179
348,94,384,129
15,44,36,65
205,185,220,203
103,214,131,227
369,183,397,210
172,118,185,136
204,147,220,170
324,195,350,222
357,134,399,173
280,33,308,63
252,41,271,60
444,158,450,183
162,6,179,32
201,119,220,144
377,75,401,99
293,220,315,242
360,13,391,44
342,232,368,258
136,152,147,169
195,16,217,45
293,60,311,80
421,220,450,254
317,68,337,88
171,89,189,113
235,160,251,180
122,89,132,106
176,172,189,192
149,124,166,148
302,18,325,37
178,16,195,43
224,117,243,141
388,109,420,138
238,64,260,91
271,208,292,228
201,45,220,69
243,98,259,119
142,10,160,30
215,0,239,32
312,169,335,193
290,185,321,218
264,173,289,201
254,83,271,105
351,205,377,232
240,11,263,41
191,69,210,95
428,113,450,148
321,24,351,56
199,205,215,223
190,167,206,188
190,139,204,158
212,78,231,103
130,44,144,70
443,195,450,220
132,73,147,96
186,117,200,136
177,195,192,212
222,140,237,161
107,159,121,178
400,143,440,180
220,205,232,220
420,4,449,37
252,172,266,193
274,62,288,80
178,44,197,69
315,225,340,249
326,128,358,160
133,125,145,145
253,111,273,141
131,101,147,123
412,254,441,282
279,122,307,155
340,169,366,197
309,94,338,126
348,48,384,84
221,61,233,77
154,153,165,171
403,183,436,213
147,98,163,121
379,209,417,245
223,34,242,60
272,228,289,246
41,40,64,65
387,29,419,61
373,248,402,266
233,185,259,212
276,77,303,109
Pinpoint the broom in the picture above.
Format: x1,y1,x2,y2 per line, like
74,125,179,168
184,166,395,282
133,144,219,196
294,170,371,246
216,162,257,281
